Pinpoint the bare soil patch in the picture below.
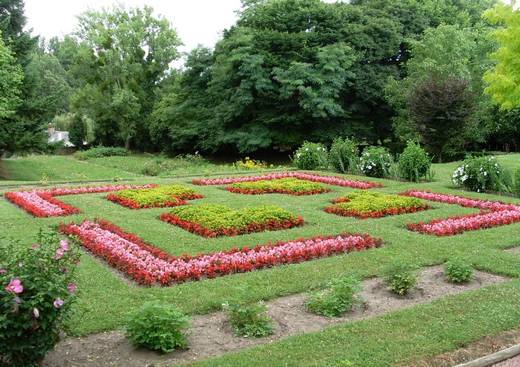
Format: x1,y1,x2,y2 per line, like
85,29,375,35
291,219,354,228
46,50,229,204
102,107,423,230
44,266,507,367
505,247,520,255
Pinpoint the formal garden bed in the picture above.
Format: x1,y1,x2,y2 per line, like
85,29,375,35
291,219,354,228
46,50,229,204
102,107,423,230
159,203,304,237
325,191,431,219
226,178,330,196
106,184,203,209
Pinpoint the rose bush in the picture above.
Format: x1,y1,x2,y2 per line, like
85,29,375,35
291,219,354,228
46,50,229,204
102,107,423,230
0,231,80,366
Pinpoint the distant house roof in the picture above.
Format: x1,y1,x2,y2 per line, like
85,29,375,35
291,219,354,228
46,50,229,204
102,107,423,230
48,131,74,147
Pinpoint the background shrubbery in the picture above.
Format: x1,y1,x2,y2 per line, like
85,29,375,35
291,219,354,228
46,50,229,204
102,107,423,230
74,146,129,160
292,142,328,170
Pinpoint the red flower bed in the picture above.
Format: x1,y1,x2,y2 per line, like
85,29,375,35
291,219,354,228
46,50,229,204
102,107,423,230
160,212,304,237
226,187,329,196
192,171,381,189
4,184,155,217
324,205,429,219
60,219,382,285
403,190,520,236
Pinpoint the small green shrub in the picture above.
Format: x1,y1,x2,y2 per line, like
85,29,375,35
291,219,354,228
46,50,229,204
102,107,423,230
140,159,165,176
306,275,361,317
382,263,417,296
223,302,274,338
125,303,189,353
359,146,392,178
329,137,359,174
452,155,503,192
0,231,80,367
398,141,431,182
513,167,520,196
74,146,128,160
444,259,474,283
292,141,328,170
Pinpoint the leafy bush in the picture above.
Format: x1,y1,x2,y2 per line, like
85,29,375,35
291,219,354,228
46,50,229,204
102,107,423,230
223,302,274,338
328,137,359,174
74,146,129,160
444,259,474,283
452,155,503,192
398,141,431,182
306,275,361,317
292,142,328,170
513,167,520,196
359,146,392,178
0,231,80,367
125,303,189,353
382,263,417,296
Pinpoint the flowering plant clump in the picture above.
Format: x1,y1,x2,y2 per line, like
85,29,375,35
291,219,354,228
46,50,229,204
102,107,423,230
4,184,155,217
328,137,359,174
403,190,520,236
359,146,393,178
325,191,430,219
160,204,304,237
233,157,269,170
106,184,203,209
444,258,474,284
382,263,417,296
226,178,330,196
0,231,80,366
452,156,503,192
292,141,329,170
60,219,382,285
305,275,362,317
193,171,381,189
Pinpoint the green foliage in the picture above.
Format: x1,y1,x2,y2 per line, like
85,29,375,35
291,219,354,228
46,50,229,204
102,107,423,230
444,259,474,284
169,204,299,231
125,303,189,353
230,178,325,194
382,263,417,296
331,191,426,216
328,137,359,174
407,76,475,162
397,141,431,182
292,142,328,170
0,230,80,367
70,5,181,150
452,155,503,192
484,3,520,110
306,275,361,318
74,146,129,160
359,146,392,178
223,302,274,338
513,168,520,196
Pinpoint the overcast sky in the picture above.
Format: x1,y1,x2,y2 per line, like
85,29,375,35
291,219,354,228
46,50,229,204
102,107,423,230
24,0,244,54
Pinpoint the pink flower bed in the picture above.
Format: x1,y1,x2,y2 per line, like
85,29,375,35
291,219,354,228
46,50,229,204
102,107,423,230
192,172,381,189
60,219,382,285
4,184,156,217
402,190,520,236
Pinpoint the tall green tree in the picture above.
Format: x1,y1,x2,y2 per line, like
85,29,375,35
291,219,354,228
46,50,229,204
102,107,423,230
483,3,520,110
70,5,181,150
0,33,23,153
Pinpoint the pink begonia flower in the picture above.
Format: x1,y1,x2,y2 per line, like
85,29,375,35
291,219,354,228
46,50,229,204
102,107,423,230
60,240,69,251
53,298,64,309
54,248,64,260
33,308,40,318
5,278,23,294
67,282,77,294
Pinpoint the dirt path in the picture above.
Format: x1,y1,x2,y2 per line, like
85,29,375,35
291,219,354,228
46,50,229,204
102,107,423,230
44,267,507,367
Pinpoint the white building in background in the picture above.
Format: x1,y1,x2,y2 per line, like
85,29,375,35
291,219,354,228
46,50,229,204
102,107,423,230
47,124,74,147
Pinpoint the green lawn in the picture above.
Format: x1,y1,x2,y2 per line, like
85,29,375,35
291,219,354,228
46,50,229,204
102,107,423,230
2,154,520,366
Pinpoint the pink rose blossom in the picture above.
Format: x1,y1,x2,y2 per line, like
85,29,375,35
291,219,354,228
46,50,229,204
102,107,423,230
5,278,23,294
0,269,7,275
60,240,69,251
53,298,64,309
31,243,39,250
67,282,77,294
54,248,64,260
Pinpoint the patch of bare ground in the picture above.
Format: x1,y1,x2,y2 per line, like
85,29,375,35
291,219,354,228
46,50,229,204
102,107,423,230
44,266,507,367
505,247,520,255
